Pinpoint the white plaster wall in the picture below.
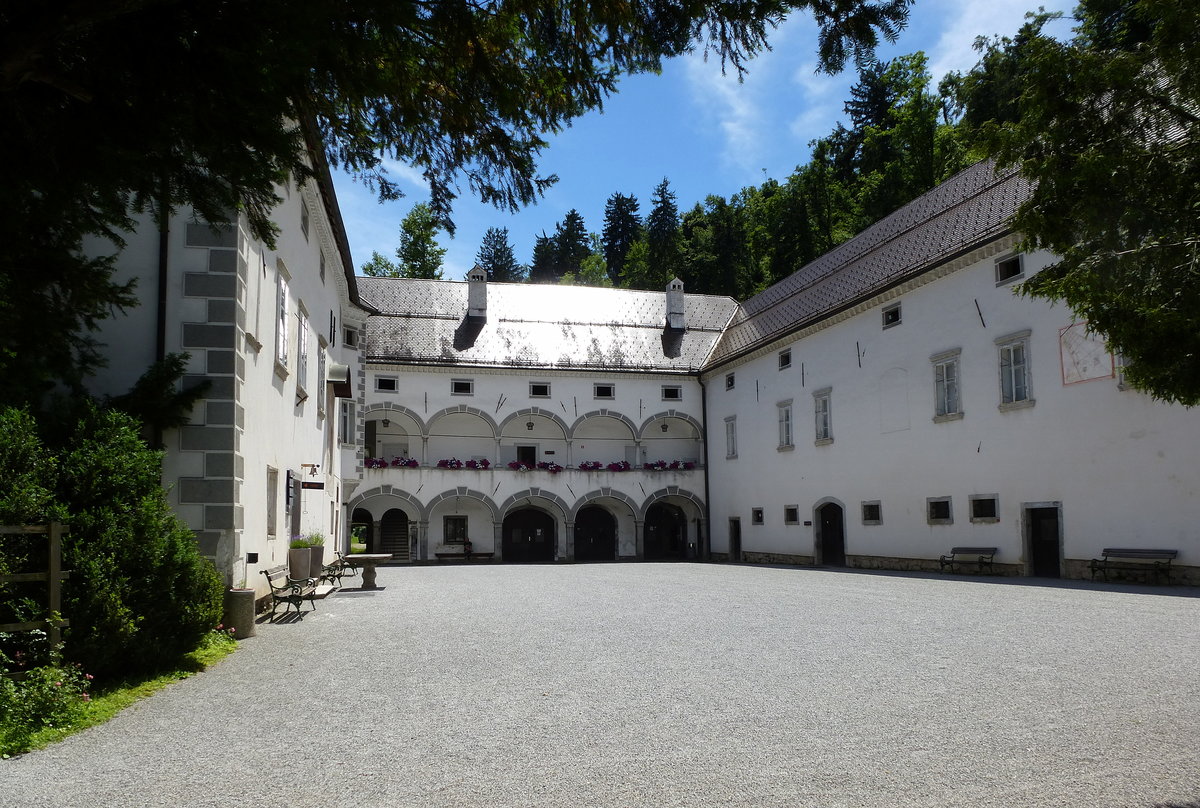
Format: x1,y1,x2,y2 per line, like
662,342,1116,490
705,245,1200,570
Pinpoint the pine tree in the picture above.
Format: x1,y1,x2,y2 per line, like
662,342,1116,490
476,227,524,282
601,193,643,285
528,233,557,284
553,209,590,278
645,178,681,287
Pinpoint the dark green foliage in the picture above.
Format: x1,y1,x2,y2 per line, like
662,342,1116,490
0,406,224,679
106,354,211,444
602,193,643,285
553,209,590,279
476,227,525,282
528,233,558,284
644,178,683,289
1,1,911,412
394,203,447,279
970,0,1200,404
360,251,401,277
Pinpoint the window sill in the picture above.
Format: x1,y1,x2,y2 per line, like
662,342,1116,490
814,437,833,447
933,412,964,423
777,444,795,452
927,519,954,526
274,361,289,381
862,520,882,526
245,332,263,353
725,454,738,460
969,517,1000,524
998,398,1035,412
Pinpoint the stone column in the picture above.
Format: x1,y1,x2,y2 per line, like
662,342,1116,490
634,519,645,561
371,520,382,554
565,521,575,562
492,521,504,561
416,520,429,561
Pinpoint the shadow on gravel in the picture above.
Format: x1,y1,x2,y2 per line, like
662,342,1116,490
721,562,1200,599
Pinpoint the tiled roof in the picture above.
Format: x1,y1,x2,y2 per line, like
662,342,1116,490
706,160,1033,367
360,279,738,373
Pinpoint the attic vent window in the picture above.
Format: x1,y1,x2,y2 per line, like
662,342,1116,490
995,255,1024,285
529,382,550,398
451,378,474,396
882,303,901,329
594,384,615,399
661,385,682,401
375,376,398,393
343,328,358,348
725,373,735,390
779,349,791,370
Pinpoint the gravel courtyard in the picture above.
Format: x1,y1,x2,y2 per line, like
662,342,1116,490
6,563,1200,807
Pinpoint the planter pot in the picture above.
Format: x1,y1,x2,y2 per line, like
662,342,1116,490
308,545,326,579
222,588,257,639
288,547,310,579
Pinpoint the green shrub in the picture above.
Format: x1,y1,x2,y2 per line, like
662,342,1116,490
0,405,224,679
0,641,93,756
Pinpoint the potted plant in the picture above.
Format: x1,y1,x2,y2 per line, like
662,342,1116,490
305,532,327,579
289,535,313,579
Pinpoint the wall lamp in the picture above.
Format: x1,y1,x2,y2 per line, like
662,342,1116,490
526,421,535,430
382,418,390,428
660,423,669,432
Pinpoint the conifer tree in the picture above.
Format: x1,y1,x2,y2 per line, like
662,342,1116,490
476,227,525,282
602,193,643,285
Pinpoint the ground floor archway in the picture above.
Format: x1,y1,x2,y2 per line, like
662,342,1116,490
380,508,411,561
575,506,617,562
503,507,556,563
351,508,374,552
644,502,687,560
817,501,845,567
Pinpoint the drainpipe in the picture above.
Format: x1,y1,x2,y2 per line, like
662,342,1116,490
698,374,711,562
154,183,170,449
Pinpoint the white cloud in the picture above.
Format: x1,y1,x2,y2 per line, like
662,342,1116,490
681,51,765,180
925,0,1075,81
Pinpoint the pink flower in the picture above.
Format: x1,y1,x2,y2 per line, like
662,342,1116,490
55,681,62,687
85,673,94,680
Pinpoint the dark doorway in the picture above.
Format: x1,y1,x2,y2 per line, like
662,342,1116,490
817,502,846,567
574,506,617,562
503,508,556,562
1027,506,1061,578
380,508,410,560
644,503,687,560
728,518,742,562
517,445,536,465
351,508,374,552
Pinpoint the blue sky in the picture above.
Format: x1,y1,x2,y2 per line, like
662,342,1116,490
332,0,1076,280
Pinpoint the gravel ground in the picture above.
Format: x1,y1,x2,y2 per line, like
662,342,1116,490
6,563,1200,808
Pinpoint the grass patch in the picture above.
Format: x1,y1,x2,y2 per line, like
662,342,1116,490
2,628,239,758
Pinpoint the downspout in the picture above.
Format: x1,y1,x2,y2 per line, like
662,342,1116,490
698,374,712,562
154,182,170,449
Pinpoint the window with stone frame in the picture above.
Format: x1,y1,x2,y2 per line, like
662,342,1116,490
444,515,468,544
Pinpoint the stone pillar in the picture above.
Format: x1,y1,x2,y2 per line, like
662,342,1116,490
492,522,504,561
417,520,429,561
565,521,575,562
371,520,382,554
421,436,429,465
634,519,645,560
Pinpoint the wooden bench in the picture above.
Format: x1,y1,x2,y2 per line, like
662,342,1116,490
1089,548,1178,584
939,546,998,575
318,551,360,586
434,550,495,562
261,565,325,618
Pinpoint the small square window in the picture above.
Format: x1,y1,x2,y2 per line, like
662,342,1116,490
779,349,792,370
862,501,881,525
882,302,902,329
927,497,953,524
343,328,358,348
995,255,1024,285
725,373,735,390
530,382,550,398
594,383,615,399
662,385,682,401
375,376,398,393
451,378,474,396
784,505,799,525
751,508,764,525
969,495,999,522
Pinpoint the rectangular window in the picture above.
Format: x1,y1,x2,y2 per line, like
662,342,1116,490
529,382,551,398
296,310,309,392
662,385,682,401
751,508,764,525
316,343,327,417
778,349,792,370
375,376,398,393
444,515,468,544
275,273,290,367
724,416,737,459
777,400,793,448
451,378,474,396
339,400,355,445
882,302,902,329
932,349,961,420
594,383,615,399
813,388,832,443
725,373,735,390
266,468,279,537
784,505,800,525
300,200,310,240
319,252,326,284
927,497,953,525
997,331,1032,408
862,501,882,525
343,327,358,348
995,254,1023,285
329,311,337,347
969,495,999,523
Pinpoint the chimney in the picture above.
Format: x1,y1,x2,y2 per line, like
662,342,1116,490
665,277,685,331
467,264,487,321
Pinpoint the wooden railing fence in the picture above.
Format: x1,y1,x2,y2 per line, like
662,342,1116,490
0,522,71,647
